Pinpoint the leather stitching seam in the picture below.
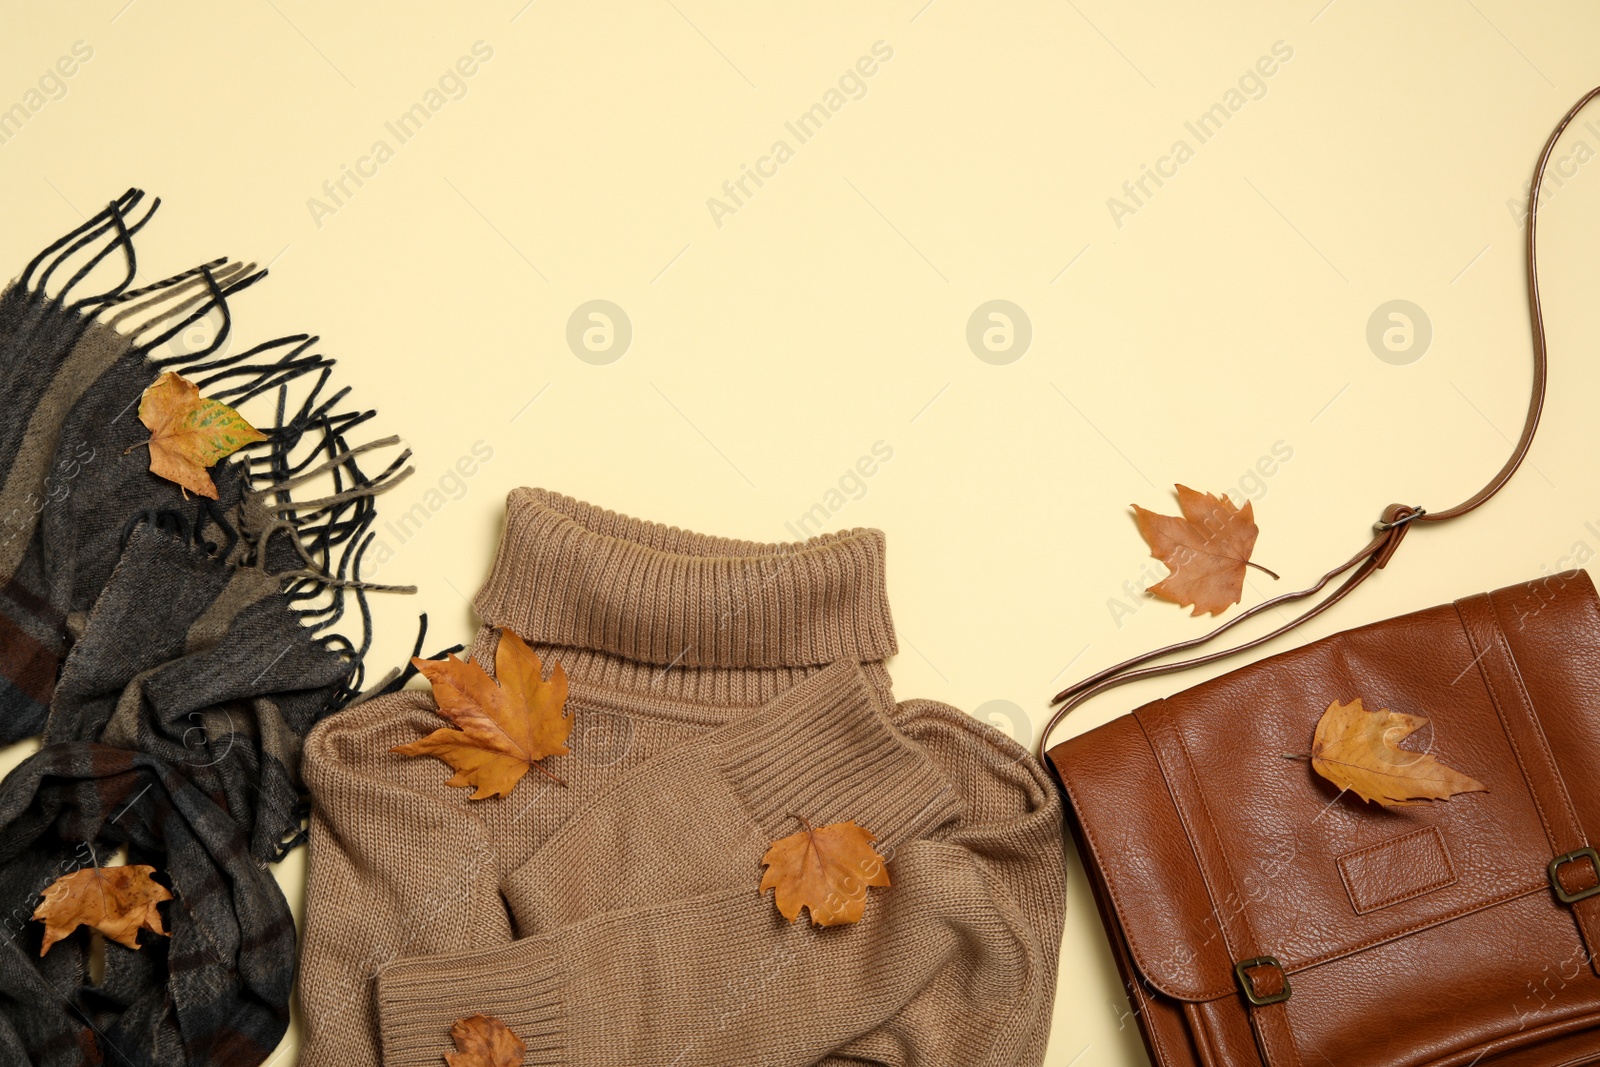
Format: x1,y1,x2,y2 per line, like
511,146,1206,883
1484,593,1600,963
1172,727,1304,1067
1485,593,1587,844
1457,599,1562,855
1287,883,1547,973
1142,713,1242,966
1057,707,1237,1002
1173,727,1254,961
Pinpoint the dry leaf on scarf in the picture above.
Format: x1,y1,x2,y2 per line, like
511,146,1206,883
1310,698,1488,807
32,864,172,956
135,371,266,499
1132,484,1275,616
760,817,890,927
445,1014,526,1067
393,629,572,799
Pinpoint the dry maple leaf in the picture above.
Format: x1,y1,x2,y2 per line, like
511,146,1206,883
445,1014,526,1067
1309,698,1488,807
393,629,571,799
759,817,890,927
135,371,266,499
1132,484,1276,616
32,864,172,956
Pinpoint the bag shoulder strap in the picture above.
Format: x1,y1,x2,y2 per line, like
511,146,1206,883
1039,86,1600,759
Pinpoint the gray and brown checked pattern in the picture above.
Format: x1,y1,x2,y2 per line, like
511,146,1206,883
0,199,417,1065
0,744,294,1067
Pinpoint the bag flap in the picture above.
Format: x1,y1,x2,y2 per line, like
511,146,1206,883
1050,569,1600,1003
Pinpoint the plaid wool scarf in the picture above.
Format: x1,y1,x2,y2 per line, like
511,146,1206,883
46,525,354,863
0,744,293,1067
0,193,417,1065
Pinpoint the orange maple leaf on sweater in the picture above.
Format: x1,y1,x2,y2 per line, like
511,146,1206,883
760,817,890,926
393,630,571,799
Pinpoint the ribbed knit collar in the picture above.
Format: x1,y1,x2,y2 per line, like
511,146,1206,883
472,489,898,670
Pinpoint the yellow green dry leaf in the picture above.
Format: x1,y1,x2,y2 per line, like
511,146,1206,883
759,818,890,927
445,1014,526,1067
1310,698,1488,807
136,370,266,499
393,629,572,799
32,864,172,956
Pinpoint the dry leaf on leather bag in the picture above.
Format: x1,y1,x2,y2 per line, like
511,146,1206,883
760,817,890,927
445,1014,525,1067
134,371,266,499
393,629,571,799
1310,698,1488,807
32,864,172,956
1133,484,1276,616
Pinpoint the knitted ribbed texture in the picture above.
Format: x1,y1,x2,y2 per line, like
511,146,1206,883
300,490,1065,1067
473,488,898,669
378,857,1041,1067
520,638,897,706
713,662,957,838
498,661,962,932
378,946,565,1064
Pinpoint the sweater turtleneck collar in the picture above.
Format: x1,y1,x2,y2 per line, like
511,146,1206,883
472,488,898,672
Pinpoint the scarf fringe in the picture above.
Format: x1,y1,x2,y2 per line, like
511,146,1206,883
45,190,420,709
347,612,465,706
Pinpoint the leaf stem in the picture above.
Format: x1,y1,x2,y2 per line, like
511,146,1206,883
532,760,567,788
789,814,821,864
1246,560,1281,580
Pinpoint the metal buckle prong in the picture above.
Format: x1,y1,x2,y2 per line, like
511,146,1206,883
1548,846,1600,905
1234,955,1292,1006
1374,507,1427,532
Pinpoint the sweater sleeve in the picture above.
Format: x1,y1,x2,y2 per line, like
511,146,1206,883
833,698,1069,1067
499,660,963,934
376,840,1041,1067
297,689,511,1067
371,662,1048,1065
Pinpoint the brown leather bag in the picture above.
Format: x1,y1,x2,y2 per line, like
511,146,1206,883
1041,90,1600,1066
1051,570,1600,1066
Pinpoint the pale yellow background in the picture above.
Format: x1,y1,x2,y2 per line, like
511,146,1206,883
5,2,1600,1064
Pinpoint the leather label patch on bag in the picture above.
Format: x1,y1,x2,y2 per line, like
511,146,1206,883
1336,826,1457,915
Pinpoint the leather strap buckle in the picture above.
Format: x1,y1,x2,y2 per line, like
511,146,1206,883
1234,955,1291,1006
1374,505,1426,532
1549,846,1600,905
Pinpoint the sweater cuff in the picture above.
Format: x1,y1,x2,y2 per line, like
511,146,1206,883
376,941,567,1067
715,661,962,849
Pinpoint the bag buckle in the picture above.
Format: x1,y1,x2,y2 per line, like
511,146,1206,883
1548,846,1600,905
1374,506,1426,532
1234,955,1291,1006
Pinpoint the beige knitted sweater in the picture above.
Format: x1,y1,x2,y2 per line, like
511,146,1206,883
299,489,1066,1066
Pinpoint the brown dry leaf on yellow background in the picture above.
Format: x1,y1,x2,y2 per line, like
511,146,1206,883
32,864,172,956
1133,484,1275,616
1310,698,1488,807
393,629,571,799
760,817,890,927
135,371,266,499
445,1014,525,1067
